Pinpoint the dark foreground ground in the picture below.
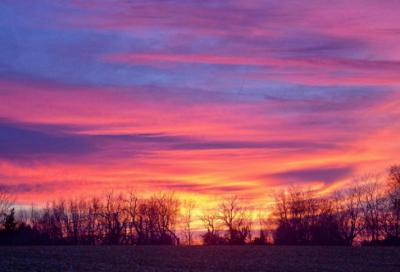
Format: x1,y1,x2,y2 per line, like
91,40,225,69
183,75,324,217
1,246,400,272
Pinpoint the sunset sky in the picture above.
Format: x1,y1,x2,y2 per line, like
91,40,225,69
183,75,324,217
1,0,399,207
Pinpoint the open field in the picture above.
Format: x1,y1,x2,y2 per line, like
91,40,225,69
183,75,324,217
1,246,400,272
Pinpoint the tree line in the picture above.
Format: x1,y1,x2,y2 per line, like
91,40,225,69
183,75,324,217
0,164,399,246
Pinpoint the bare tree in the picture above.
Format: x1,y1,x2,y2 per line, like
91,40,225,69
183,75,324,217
180,198,196,245
66,196,87,245
253,205,270,244
387,165,400,187
330,176,387,246
271,189,290,226
218,195,253,245
332,181,366,246
97,190,127,245
153,191,181,245
271,185,319,245
0,186,16,226
382,165,400,243
358,174,385,244
287,185,317,244
199,207,221,245
124,188,142,245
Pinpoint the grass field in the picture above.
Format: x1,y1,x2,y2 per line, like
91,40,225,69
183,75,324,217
1,246,400,272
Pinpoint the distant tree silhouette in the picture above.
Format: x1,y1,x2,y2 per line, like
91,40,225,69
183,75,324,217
255,206,271,245
2,163,400,247
252,230,268,245
180,198,196,245
96,190,126,245
271,186,314,245
200,208,223,245
201,231,227,245
3,208,17,232
0,186,15,227
271,185,350,245
217,196,253,245
380,165,400,245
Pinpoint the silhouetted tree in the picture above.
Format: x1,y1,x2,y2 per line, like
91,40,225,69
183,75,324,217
380,165,400,245
153,192,181,245
96,190,126,245
200,208,223,245
0,186,15,228
180,198,196,245
218,195,253,245
252,230,268,245
358,175,385,244
271,186,318,245
3,208,17,232
3,164,400,247
253,205,271,245
332,182,366,246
